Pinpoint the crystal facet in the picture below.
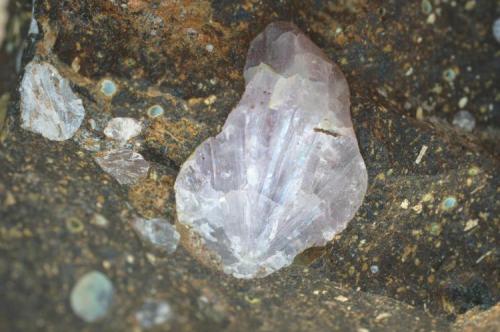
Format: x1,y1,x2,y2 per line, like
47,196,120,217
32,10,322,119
20,61,85,141
95,148,150,185
174,22,368,278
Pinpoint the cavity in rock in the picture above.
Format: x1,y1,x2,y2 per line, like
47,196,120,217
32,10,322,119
20,61,85,141
174,22,368,278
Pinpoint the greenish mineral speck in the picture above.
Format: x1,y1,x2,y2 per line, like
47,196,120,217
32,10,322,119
441,196,458,210
70,271,114,322
100,79,117,97
147,105,164,118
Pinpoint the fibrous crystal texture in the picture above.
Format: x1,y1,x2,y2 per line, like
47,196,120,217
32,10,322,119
175,22,368,278
20,61,85,141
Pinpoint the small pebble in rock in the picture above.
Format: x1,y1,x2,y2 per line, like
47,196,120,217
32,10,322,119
147,105,164,118
370,265,379,274
427,13,436,24
135,299,173,328
70,271,114,322
493,18,500,43
442,68,457,82
452,110,475,132
104,117,142,143
131,217,180,254
205,44,214,52
458,96,468,108
91,213,109,227
100,79,117,97
464,0,476,11
421,0,432,14
66,217,84,233
95,148,150,185
441,196,457,210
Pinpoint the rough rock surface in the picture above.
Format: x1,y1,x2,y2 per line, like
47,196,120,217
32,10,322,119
0,0,498,331
175,22,367,278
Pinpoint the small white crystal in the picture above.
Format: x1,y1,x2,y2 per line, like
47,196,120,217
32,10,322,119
104,117,142,142
20,61,85,141
131,217,180,254
175,22,368,278
95,148,149,185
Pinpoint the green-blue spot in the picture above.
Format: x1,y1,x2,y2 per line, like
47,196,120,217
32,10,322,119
442,196,457,210
148,105,164,118
100,79,117,97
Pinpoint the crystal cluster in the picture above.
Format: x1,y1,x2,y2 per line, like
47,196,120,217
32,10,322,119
20,61,85,141
175,22,368,278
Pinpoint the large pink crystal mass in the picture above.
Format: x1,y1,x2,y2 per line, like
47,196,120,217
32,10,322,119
175,22,368,278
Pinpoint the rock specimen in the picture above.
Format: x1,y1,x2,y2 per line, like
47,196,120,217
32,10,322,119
131,217,180,254
104,117,142,143
175,22,368,278
95,148,149,185
20,61,85,141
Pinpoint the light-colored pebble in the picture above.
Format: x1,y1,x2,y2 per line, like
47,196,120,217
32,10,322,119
70,271,114,322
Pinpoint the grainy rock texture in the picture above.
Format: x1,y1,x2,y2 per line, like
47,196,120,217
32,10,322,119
0,0,498,331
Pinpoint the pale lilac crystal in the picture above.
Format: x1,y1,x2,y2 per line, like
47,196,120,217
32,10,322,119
174,22,368,278
95,148,149,185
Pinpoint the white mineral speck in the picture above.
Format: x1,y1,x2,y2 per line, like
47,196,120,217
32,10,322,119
135,299,173,328
131,217,180,254
104,117,142,143
20,61,85,141
95,148,150,185
452,110,476,132
458,96,468,108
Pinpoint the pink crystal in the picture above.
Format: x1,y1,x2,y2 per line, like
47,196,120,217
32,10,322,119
175,22,368,278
